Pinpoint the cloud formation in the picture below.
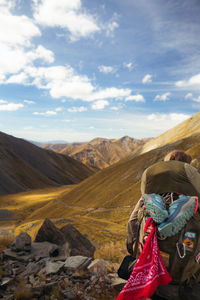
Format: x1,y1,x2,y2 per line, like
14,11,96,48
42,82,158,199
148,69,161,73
0,102,24,111
98,65,116,74
154,92,170,101
125,94,145,102
33,110,57,116
33,0,100,41
67,106,87,112
91,100,109,110
176,73,200,89
142,74,152,84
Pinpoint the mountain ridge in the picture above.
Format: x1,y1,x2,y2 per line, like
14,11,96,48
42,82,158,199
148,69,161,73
41,136,151,169
0,131,94,195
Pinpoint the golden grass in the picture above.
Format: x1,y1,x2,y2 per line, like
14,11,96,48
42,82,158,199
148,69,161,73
0,185,75,221
0,235,14,249
94,240,127,263
14,282,32,300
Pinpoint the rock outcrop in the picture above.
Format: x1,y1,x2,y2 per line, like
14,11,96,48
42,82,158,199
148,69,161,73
35,218,66,246
0,221,124,299
60,224,95,257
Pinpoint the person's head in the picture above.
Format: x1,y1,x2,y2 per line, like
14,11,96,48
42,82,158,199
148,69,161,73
164,150,192,164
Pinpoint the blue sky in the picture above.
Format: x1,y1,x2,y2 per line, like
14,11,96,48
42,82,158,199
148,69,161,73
1,0,200,142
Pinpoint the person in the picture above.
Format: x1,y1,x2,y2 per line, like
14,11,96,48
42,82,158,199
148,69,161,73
127,150,200,256
163,150,192,164
125,150,200,300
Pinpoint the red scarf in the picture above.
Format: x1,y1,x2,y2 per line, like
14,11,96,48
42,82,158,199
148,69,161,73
117,218,171,300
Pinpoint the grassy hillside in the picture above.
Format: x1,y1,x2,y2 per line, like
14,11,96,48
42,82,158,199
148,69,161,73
8,132,200,247
0,131,94,195
135,112,200,155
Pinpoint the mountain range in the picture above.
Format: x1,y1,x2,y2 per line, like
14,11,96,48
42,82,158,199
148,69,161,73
41,136,150,169
1,112,200,245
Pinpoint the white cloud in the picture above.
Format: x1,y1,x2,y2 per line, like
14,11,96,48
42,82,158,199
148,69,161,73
125,94,145,102
147,113,190,123
0,2,54,80
0,102,24,111
195,96,200,103
98,65,116,74
142,74,152,84
106,21,119,37
91,100,109,110
67,106,87,112
123,62,133,71
89,87,131,101
185,93,193,100
0,3,41,47
26,45,54,64
55,107,63,112
185,93,200,102
24,100,36,104
104,13,119,37
33,110,57,116
0,99,8,104
110,106,120,111
154,92,171,101
33,0,100,41
6,72,29,84
176,74,200,89
4,65,133,102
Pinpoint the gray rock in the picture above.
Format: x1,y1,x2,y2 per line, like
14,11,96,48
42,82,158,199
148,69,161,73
23,261,44,276
1,277,13,286
31,242,60,259
64,256,92,270
60,224,95,257
51,242,70,261
45,261,64,275
108,274,127,291
11,232,31,252
35,218,66,245
87,259,110,275
3,242,60,262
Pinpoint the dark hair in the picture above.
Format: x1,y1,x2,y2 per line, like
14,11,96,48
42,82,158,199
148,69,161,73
164,150,192,164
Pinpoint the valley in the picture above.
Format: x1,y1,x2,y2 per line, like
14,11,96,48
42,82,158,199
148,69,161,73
1,112,200,249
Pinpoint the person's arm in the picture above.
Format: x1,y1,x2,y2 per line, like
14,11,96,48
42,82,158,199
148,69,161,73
126,197,144,255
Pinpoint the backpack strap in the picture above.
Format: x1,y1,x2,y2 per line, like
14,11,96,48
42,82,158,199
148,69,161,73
132,209,145,258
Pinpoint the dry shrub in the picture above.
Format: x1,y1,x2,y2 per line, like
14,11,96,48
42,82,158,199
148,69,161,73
14,282,32,300
94,240,126,263
50,287,63,299
0,234,14,250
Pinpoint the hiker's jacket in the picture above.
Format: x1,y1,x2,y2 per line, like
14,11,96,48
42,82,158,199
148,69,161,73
127,160,200,255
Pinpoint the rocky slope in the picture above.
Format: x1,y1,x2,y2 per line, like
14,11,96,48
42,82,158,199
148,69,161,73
0,131,94,196
41,136,150,169
0,219,122,299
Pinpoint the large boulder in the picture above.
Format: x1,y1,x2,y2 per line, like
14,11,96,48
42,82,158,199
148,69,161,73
34,218,66,245
60,224,95,257
11,232,31,252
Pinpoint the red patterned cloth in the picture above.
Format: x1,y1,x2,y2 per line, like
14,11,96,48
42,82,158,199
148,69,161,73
117,218,171,300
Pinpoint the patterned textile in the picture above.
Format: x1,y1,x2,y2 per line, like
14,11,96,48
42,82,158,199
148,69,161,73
117,218,171,300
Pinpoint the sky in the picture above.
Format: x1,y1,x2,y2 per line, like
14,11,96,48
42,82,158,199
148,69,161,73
1,0,200,142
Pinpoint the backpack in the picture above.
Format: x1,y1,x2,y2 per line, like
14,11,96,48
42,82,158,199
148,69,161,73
135,197,200,285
